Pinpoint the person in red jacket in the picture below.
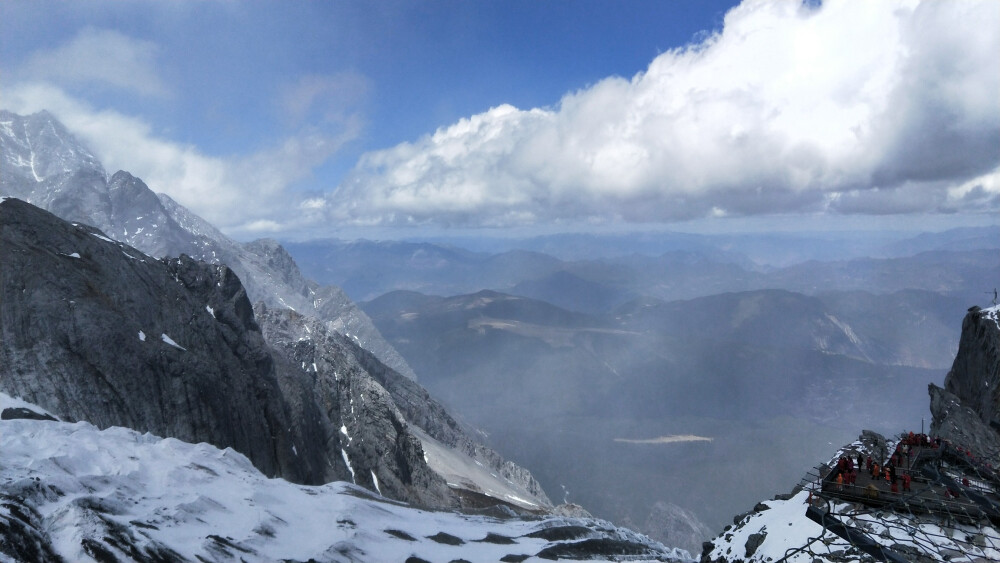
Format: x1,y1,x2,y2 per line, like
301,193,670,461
903,473,911,492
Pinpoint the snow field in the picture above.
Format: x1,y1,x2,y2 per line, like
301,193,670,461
1,398,689,562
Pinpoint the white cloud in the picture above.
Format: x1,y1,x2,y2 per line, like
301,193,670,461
330,0,1000,228
21,28,168,97
5,82,360,235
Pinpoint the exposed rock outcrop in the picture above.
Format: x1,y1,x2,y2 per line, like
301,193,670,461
931,305,1000,459
929,383,1000,459
255,304,551,511
254,304,455,508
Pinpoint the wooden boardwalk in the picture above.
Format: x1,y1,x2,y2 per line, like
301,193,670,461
816,442,1000,526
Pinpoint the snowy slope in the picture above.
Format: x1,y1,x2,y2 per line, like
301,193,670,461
0,394,692,563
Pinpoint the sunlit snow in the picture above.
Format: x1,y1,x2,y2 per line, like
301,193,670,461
161,333,186,350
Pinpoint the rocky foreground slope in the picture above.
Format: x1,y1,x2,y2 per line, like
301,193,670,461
701,305,1000,562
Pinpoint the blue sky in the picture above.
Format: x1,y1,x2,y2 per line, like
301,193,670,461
2,0,998,240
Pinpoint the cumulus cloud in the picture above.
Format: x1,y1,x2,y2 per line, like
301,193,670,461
5,82,359,235
20,28,168,97
330,0,1000,228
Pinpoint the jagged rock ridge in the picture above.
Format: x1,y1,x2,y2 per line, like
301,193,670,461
930,304,1000,456
0,109,416,381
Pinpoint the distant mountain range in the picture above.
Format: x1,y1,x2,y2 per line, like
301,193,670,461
285,232,998,309
278,173,998,550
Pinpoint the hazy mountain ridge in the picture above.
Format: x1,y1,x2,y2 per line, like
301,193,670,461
0,109,417,381
286,233,998,311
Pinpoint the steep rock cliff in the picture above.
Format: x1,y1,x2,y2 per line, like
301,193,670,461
0,197,296,480
938,305,1000,439
255,304,551,511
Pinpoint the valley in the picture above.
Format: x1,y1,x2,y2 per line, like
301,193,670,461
282,232,996,548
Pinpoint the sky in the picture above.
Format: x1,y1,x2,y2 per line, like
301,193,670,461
2,0,998,241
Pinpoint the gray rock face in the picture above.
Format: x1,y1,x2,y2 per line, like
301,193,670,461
0,197,295,481
929,384,1000,458
942,306,1000,426
255,304,549,510
859,429,889,464
0,109,416,381
930,305,1000,460
0,110,109,229
254,304,455,508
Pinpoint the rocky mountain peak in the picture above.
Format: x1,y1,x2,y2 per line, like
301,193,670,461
930,304,1000,458
0,108,418,381
0,109,105,184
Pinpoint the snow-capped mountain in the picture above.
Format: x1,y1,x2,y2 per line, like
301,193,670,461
0,109,416,381
701,305,1000,562
0,393,692,563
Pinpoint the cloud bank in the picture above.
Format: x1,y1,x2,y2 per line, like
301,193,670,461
330,0,1000,228
5,82,356,235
